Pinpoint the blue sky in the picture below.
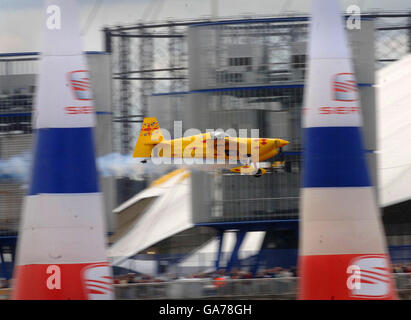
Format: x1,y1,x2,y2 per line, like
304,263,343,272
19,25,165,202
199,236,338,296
0,0,410,52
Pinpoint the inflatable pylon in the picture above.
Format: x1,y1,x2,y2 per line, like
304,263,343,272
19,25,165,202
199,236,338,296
12,0,114,300
298,0,397,300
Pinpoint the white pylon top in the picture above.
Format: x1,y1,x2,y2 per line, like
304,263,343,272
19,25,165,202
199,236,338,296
303,0,362,129
308,0,350,60
42,0,83,57
35,0,95,129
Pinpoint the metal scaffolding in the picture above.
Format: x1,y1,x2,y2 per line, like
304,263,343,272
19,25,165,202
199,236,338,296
119,33,131,155
105,13,411,154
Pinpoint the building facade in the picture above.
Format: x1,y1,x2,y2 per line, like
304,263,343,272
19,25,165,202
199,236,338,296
137,18,377,272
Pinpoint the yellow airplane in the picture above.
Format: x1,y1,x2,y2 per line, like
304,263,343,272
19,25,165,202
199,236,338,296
133,117,289,177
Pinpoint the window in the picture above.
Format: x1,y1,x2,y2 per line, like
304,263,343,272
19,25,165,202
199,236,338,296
228,57,252,66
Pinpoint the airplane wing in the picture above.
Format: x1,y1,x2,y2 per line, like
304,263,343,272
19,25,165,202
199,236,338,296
230,164,267,176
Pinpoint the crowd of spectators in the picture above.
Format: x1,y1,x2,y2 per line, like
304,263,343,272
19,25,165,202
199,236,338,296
393,263,411,273
113,266,299,284
113,263,411,285
0,263,408,289
0,279,9,289
113,273,163,285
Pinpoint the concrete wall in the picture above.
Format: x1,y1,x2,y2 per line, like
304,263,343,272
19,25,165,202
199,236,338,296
88,53,116,233
349,20,378,195
0,74,36,94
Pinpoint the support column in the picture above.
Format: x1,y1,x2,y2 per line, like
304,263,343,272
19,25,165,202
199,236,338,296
103,28,112,54
226,231,246,273
215,231,224,271
139,25,154,116
251,237,265,276
409,12,411,53
0,246,4,279
119,32,131,154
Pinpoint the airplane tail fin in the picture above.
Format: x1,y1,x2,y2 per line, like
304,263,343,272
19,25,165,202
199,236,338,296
132,117,164,158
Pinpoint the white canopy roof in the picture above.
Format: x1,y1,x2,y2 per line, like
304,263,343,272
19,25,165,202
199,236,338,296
107,169,193,265
377,54,411,207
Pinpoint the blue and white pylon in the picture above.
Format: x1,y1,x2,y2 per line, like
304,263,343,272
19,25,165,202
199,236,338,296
298,0,397,300
12,0,113,299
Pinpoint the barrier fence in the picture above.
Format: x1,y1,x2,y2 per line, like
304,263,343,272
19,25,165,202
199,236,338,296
114,274,411,300
0,274,408,299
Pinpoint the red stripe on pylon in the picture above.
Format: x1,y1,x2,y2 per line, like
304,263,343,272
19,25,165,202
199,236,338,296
298,254,397,300
12,262,111,300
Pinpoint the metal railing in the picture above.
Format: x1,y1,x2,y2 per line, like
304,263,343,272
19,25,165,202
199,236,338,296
114,274,411,300
0,274,408,300
115,277,297,300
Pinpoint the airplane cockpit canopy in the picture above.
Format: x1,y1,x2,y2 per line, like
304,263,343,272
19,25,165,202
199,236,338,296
209,131,232,140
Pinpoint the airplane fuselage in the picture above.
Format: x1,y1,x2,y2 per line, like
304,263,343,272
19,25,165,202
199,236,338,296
153,132,284,163
133,117,289,176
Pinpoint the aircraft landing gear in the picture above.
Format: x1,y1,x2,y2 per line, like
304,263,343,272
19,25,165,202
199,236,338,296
254,169,263,178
